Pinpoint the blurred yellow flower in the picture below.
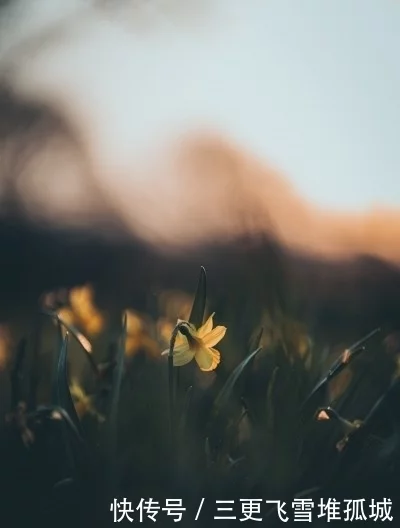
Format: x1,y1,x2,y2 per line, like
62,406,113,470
157,319,175,345
69,285,105,336
70,379,104,422
58,307,75,326
158,290,193,321
57,307,93,353
161,313,226,372
52,284,104,348
126,310,144,335
0,325,12,371
123,310,160,358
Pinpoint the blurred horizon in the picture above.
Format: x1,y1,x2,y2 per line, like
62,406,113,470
0,0,399,267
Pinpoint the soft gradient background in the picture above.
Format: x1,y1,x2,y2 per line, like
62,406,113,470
0,0,399,260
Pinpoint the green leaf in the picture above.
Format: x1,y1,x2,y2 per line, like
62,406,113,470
249,327,264,354
265,366,279,435
214,347,262,413
28,313,43,410
103,311,127,496
208,347,262,456
35,405,85,447
294,486,321,499
33,405,89,482
10,338,27,409
53,333,82,436
57,316,99,376
189,266,207,328
300,328,380,415
178,385,193,436
41,309,99,377
108,312,127,429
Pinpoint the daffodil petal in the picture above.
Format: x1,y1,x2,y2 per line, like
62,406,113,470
161,329,187,350
202,325,227,348
174,332,187,347
161,341,187,356
207,347,221,371
197,312,215,339
194,345,221,372
161,343,195,367
172,345,196,367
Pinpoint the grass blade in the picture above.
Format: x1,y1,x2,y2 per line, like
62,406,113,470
28,313,42,410
214,347,262,412
10,338,27,410
178,385,193,435
301,328,380,413
53,333,82,436
103,311,127,496
41,309,99,377
189,266,207,328
249,327,264,354
207,347,262,456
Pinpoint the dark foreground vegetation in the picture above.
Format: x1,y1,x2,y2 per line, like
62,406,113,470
1,221,400,527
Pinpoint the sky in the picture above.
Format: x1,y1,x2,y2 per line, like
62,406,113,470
217,0,400,210
0,0,399,262
2,0,398,210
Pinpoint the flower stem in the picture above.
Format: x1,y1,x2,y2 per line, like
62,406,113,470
168,324,184,445
168,321,194,449
168,352,175,441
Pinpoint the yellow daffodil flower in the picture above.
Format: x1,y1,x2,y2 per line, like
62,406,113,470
161,313,226,371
